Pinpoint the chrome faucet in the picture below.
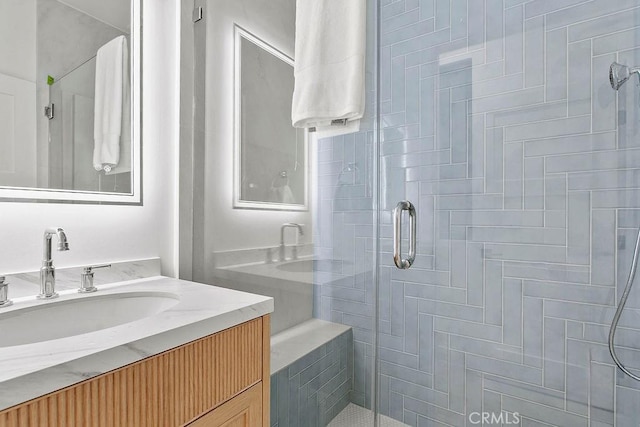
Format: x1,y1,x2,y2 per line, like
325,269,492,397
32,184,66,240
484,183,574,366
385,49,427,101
39,227,70,299
279,223,304,261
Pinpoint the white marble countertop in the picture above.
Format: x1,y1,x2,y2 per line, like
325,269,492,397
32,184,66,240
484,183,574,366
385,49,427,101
0,275,273,411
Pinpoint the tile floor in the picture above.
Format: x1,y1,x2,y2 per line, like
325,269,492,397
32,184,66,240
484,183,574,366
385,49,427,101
328,404,408,427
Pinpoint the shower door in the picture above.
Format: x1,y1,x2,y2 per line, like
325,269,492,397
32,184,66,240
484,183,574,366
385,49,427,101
375,1,640,426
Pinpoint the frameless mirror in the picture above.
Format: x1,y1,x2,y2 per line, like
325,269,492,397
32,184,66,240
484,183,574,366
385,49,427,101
234,26,307,211
0,0,141,203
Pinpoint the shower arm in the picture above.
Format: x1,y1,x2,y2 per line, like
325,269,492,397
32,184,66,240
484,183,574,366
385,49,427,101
627,68,640,86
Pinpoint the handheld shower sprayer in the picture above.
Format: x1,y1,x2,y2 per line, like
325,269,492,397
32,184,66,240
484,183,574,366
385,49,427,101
608,61,640,381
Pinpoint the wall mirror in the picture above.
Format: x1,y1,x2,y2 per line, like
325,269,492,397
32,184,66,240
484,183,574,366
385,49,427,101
0,0,141,204
234,26,307,211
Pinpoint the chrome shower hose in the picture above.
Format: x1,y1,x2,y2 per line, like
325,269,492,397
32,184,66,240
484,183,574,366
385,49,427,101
609,227,640,381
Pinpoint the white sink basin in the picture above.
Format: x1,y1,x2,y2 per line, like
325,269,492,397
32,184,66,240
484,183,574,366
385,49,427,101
0,291,179,348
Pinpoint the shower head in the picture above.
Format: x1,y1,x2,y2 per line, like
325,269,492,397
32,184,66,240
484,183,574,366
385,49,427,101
610,62,640,90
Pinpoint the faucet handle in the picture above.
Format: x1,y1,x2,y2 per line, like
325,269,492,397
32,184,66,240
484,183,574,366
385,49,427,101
82,264,112,274
79,264,111,293
0,277,13,308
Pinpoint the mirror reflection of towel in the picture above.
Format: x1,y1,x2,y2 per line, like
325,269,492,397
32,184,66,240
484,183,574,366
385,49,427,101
270,185,295,204
93,35,129,172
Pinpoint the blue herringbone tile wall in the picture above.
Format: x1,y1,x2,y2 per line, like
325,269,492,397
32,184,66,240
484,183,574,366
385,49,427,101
271,330,353,427
318,1,640,426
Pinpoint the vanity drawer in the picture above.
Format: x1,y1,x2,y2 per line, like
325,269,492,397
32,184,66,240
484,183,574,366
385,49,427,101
0,316,270,427
187,383,262,427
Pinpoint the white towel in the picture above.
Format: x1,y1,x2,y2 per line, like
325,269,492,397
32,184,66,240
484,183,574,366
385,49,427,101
93,35,129,172
291,0,366,130
270,184,296,204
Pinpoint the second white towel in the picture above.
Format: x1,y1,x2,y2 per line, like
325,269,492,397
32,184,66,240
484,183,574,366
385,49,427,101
93,35,129,172
291,0,366,130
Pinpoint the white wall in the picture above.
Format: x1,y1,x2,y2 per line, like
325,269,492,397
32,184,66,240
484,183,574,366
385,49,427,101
0,0,37,188
37,0,125,88
0,0,179,277
58,0,130,33
0,0,36,82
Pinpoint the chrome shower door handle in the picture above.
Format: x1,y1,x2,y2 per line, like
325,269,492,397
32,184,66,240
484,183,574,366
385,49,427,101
393,201,416,270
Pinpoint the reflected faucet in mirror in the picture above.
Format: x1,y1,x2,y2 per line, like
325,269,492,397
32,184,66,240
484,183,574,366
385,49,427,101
39,227,70,300
279,223,304,262
0,277,12,308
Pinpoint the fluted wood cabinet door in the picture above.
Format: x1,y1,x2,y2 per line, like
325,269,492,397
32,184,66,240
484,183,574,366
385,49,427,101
0,315,270,427
187,383,262,427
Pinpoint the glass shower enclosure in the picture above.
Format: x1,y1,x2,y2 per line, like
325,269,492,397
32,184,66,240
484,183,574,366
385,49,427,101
180,0,640,425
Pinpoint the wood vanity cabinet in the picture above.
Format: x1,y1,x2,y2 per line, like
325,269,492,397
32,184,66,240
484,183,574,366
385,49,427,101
0,315,271,427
